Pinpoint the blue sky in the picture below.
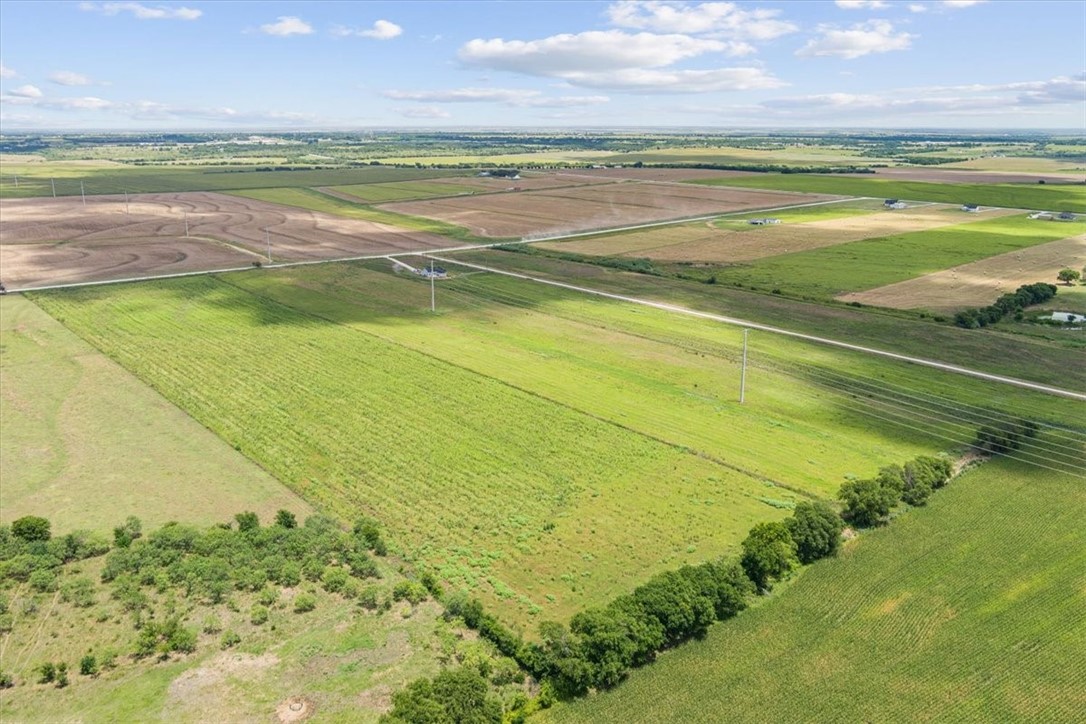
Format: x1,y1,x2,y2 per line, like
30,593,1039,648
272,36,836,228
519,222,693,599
1,0,1083,130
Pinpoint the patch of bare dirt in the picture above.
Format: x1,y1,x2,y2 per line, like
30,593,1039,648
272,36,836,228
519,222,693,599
276,696,316,723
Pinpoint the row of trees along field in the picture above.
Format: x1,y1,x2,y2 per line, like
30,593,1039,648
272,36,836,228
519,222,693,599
382,452,959,722
0,511,395,690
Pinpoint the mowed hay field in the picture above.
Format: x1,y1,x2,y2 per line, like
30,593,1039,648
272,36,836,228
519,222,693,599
543,460,1086,724
692,173,1086,213
379,182,834,238
0,192,452,288
841,232,1086,311
28,261,982,626
538,202,1020,263
680,214,1084,299
0,295,310,533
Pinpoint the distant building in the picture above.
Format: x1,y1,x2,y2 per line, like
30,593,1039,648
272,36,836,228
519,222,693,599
961,204,980,212
884,199,907,209
419,266,447,279
748,218,781,225
1028,212,1053,220
1058,211,1076,221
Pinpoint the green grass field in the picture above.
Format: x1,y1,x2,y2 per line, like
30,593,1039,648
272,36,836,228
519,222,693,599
692,174,1086,213
691,214,1084,299
328,180,482,203
454,249,1086,391
713,198,890,228
224,186,488,243
0,162,464,199
543,459,1086,723
0,295,310,533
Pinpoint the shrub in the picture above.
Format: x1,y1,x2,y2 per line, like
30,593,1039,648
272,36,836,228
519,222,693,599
392,581,429,606
234,512,259,532
293,592,317,613
250,604,269,626
79,654,99,677
358,585,380,610
37,662,56,684
385,667,502,724
0,671,12,689
55,662,69,688
220,630,241,649
28,569,58,593
202,614,223,634
12,516,51,543
274,510,297,529
321,566,349,593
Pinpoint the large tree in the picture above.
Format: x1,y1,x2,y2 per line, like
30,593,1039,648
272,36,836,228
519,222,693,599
1057,268,1081,285
838,477,898,527
785,502,844,564
740,521,798,592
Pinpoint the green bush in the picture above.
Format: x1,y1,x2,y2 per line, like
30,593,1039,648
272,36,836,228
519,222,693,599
392,581,429,606
79,654,99,677
250,604,269,626
785,502,844,564
293,592,317,613
220,630,241,649
12,516,51,543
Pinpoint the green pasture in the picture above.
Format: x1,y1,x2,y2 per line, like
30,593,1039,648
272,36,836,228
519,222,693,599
30,277,781,626
692,174,1086,213
454,250,1086,391
328,180,484,203
0,162,463,199
649,214,1082,299
0,295,309,533
713,198,896,228
224,187,487,243
544,459,1086,723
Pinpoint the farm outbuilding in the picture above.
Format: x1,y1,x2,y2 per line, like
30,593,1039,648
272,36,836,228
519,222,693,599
884,199,907,209
961,204,980,212
748,218,781,225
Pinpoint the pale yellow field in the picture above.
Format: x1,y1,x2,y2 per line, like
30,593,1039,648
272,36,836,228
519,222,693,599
838,233,1086,311
539,205,1019,263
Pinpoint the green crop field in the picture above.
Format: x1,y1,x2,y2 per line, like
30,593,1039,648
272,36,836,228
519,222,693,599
0,295,310,533
224,186,486,242
454,249,1086,391
29,263,1083,626
328,180,482,203
714,198,890,227
0,161,463,199
543,459,1086,723
691,174,1086,213
686,214,1085,299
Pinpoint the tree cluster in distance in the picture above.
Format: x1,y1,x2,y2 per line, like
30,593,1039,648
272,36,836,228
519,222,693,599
838,455,953,527
954,282,1057,328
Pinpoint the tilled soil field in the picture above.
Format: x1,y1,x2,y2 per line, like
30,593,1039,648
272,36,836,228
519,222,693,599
0,192,453,288
380,182,831,238
838,233,1086,311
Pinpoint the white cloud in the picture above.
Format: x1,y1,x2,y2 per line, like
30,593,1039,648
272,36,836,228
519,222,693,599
560,66,785,93
384,87,611,108
384,87,540,103
835,1,889,9
49,71,93,86
260,16,313,36
332,19,403,39
398,106,452,119
79,2,201,20
0,63,15,79
606,1,797,40
941,0,986,7
796,20,914,60
460,31,730,75
10,85,43,98
908,4,928,12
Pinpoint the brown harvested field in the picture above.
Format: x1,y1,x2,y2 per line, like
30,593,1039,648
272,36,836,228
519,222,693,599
381,182,831,238
0,192,452,288
431,174,619,191
553,168,762,182
847,167,1085,184
539,205,1019,263
838,233,1086,311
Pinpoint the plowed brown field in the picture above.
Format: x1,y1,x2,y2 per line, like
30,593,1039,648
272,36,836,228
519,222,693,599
838,233,1086,311
380,182,830,238
0,192,452,288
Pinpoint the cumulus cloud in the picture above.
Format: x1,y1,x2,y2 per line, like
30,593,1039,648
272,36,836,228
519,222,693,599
796,20,914,59
835,1,889,9
9,85,43,98
0,63,15,79
332,19,403,39
941,0,986,7
908,4,928,11
49,71,93,86
398,106,452,119
260,16,313,36
563,66,784,92
78,2,201,20
606,1,797,40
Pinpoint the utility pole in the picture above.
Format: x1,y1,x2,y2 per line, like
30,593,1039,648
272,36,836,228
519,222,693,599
80,181,86,208
50,178,56,198
740,328,749,404
184,211,189,237
265,227,272,263
430,258,436,313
